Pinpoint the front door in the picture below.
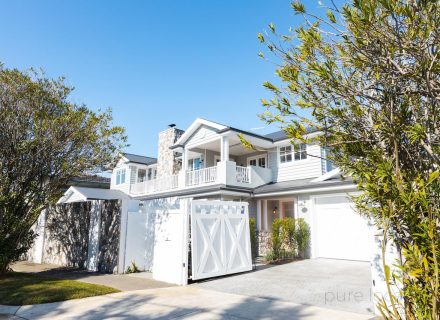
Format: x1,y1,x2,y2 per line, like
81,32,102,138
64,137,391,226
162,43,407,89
247,155,267,168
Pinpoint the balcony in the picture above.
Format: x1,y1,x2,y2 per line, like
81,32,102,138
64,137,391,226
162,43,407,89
129,161,272,197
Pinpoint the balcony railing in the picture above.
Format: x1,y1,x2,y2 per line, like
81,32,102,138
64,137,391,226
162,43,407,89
186,166,218,186
129,162,272,196
236,166,251,183
130,174,179,195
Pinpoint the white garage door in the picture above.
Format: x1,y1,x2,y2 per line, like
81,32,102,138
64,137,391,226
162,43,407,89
314,195,372,261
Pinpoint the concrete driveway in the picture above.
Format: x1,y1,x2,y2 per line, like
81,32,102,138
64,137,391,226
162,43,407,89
193,259,374,315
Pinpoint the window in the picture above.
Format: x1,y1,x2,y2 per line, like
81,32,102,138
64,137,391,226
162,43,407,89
137,169,146,182
116,169,126,185
294,144,307,160
189,158,203,171
279,146,293,163
258,157,266,168
148,168,152,180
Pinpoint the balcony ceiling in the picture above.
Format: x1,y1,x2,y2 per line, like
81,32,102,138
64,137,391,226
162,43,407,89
188,136,266,157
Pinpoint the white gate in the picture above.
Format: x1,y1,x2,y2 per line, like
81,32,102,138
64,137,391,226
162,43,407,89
191,200,252,280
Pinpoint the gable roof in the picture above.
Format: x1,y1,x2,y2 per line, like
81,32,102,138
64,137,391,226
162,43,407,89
122,153,157,165
57,186,128,204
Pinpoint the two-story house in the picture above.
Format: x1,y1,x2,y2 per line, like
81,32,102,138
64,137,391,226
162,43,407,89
111,118,372,264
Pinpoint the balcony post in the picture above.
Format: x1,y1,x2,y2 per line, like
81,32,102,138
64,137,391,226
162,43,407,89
180,147,188,188
221,136,229,161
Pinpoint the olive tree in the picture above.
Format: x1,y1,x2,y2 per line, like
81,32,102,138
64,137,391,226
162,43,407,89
0,65,126,274
256,1,439,318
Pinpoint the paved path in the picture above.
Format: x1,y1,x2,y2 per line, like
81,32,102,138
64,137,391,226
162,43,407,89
194,259,374,315
11,261,173,292
0,286,376,320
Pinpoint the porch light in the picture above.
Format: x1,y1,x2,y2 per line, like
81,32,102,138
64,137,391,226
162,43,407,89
272,206,278,215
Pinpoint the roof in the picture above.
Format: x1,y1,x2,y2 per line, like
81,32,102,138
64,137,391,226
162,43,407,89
253,177,353,195
58,186,128,204
123,153,157,165
264,130,288,142
264,127,319,142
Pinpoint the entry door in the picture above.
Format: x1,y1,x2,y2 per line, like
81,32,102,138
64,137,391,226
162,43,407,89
314,196,372,261
152,209,187,285
191,200,252,280
247,155,267,168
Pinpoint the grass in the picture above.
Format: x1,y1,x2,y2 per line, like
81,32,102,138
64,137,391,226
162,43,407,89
0,272,120,306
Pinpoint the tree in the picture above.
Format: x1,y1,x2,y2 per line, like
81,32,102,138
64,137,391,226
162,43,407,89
257,0,439,319
0,65,126,274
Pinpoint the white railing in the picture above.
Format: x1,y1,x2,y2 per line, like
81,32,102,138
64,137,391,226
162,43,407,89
186,166,218,186
236,166,251,183
130,174,179,195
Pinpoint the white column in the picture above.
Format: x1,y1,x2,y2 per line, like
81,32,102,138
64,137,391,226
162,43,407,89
257,200,262,231
182,148,188,171
221,136,229,161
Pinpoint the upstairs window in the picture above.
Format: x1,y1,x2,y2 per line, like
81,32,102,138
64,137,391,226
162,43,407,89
294,144,307,160
279,146,293,163
279,144,307,164
137,169,147,182
116,169,126,185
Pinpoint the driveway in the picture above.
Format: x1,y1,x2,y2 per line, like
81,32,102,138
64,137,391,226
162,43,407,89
0,286,375,320
193,259,374,315
11,261,173,292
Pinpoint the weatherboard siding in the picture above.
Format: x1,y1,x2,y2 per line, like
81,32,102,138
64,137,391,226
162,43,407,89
186,125,219,148
268,144,322,182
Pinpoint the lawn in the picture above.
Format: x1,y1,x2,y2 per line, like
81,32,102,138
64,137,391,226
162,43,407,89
0,272,120,305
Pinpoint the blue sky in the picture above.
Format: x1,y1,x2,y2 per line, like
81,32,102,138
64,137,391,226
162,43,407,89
0,1,324,157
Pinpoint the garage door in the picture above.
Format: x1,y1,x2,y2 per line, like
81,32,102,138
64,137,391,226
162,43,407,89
314,195,372,261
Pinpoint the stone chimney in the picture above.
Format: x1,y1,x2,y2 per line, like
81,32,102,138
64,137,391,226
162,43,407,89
156,124,184,177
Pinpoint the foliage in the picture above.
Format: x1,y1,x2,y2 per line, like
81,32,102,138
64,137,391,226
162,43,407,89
258,0,440,318
125,261,140,274
249,218,258,262
294,218,310,258
0,272,119,305
271,218,292,260
0,65,126,274
268,217,309,261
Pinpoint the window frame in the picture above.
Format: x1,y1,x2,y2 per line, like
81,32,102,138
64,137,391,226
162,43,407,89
278,144,308,165
116,168,126,185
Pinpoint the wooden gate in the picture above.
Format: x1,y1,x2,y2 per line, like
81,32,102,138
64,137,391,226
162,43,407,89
190,200,252,280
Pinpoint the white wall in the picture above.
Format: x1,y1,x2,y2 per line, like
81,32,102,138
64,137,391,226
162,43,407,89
124,211,156,272
86,201,102,271
186,125,219,148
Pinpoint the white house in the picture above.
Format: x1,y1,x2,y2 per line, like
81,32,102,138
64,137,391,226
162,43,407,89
114,119,373,262
53,118,388,314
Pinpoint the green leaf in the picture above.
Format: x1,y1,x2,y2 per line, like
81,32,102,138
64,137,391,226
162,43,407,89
327,9,336,23
269,22,276,33
291,1,305,14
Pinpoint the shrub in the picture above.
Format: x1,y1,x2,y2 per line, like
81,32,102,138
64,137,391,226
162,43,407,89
294,218,310,258
266,218,311,262
249,218,258,262
125,261,140,274
271,218,296,261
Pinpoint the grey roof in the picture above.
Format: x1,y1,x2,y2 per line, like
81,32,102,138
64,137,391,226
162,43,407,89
253,177,353,195
264,127,319,142
264,130,288,141
123,153,157,165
